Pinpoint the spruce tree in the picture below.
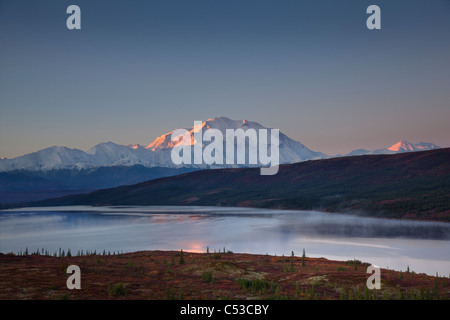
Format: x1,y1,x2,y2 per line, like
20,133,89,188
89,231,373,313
179,249,185,264
290,251,294,272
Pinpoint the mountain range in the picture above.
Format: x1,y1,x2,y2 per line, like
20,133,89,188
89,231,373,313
0,116,442,203
0,117,326,172
0,117,440,172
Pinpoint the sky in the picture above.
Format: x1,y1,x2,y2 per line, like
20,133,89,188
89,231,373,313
0,0,449,158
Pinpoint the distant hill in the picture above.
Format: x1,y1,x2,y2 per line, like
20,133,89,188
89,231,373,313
0,166,197,203
25,148,450,221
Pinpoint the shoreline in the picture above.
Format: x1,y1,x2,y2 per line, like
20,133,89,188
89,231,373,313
2,203,450,224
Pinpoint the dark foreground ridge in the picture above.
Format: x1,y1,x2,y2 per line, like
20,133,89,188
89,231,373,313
12,148,450,221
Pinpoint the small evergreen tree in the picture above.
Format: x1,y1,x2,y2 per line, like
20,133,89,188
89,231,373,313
289,251,294,272
179,249,185,264
302,248,306,267
364,286,370,300
340,287,346,300
433,276,439,299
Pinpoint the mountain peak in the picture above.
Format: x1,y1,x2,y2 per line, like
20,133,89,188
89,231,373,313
387,139,416,152
145,131,183,151
387,140,440,152
206,116,231,122
140,117,326,165
145,117,265,151
203,117,266,132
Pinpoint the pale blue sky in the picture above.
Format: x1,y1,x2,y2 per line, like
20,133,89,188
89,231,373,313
1,0,449,158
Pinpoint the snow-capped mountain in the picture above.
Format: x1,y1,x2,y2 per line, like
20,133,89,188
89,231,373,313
387,140,440,152
0,146,94,172
344,139,440,157
1,118,441,173
139,117,327,166
0,117,327,172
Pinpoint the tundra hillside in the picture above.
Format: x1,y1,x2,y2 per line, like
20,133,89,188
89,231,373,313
0,250,449,300
28,148,450,222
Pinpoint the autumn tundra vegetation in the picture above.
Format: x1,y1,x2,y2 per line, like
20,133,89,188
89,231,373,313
1,248,449,300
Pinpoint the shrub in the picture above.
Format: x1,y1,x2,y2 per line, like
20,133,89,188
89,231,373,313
237,278,270,293
346,259,362,270
346,259,362,265
111,283,126,297
202,271,214,283
165,287,175,300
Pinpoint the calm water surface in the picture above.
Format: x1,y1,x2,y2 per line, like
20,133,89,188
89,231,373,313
1,206,449,276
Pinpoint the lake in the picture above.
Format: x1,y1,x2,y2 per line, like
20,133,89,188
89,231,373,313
1,206,449,276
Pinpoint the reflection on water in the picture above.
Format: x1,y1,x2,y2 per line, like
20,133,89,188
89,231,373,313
1,206,449,276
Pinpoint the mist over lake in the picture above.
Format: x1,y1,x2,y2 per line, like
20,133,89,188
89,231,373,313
1,206,449,276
